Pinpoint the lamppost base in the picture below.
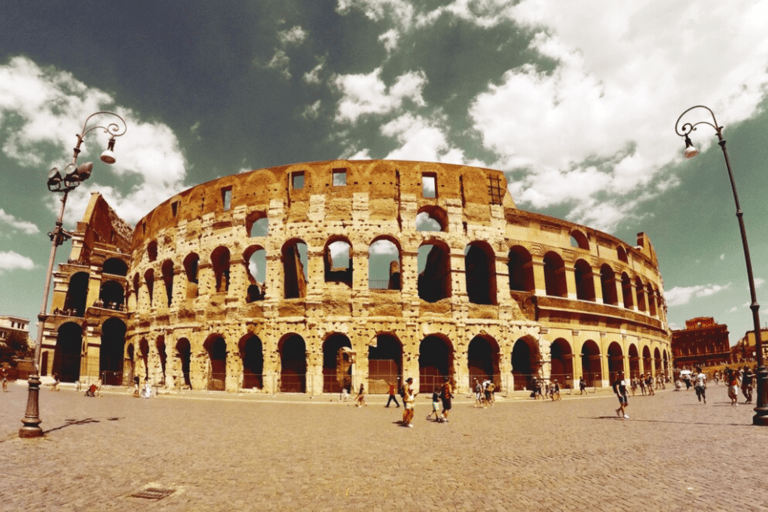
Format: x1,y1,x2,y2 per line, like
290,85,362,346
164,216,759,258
19,374,44,438
753,410,768,426
753,366,768,426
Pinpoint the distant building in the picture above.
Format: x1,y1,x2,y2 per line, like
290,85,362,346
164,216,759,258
731,328,768,364
671,317,730,368
0,315,30,344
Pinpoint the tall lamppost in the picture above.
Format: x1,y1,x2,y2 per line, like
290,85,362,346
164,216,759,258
675,105,768,426
19,111,127,438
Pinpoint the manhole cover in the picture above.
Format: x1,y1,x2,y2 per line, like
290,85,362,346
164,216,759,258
130,487,175,500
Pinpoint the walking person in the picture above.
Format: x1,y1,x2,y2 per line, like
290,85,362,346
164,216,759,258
440,376,453,422
402,377,417,427
741,366,754,404
474,378,483,407
694,366,707,404
427,390,442,421
579,376,587,395
726,368,740,406
613,372,629,419
550,380,560,401
355,383,367,407
385,379,400,408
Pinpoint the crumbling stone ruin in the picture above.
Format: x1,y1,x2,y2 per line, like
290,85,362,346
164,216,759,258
40,160,672,394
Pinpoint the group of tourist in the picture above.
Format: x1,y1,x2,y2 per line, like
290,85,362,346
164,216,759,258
92,299,125,311
628,373,664,396
473,378,497,406
395,376,453,427
529,377,561,401
675,365,757,406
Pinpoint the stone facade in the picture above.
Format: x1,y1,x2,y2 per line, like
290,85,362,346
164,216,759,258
670,317,730,368
39,160,672,394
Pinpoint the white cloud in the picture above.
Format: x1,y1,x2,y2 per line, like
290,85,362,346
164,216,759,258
303,60,325,84
0,209,39,235
379,29,399,53
369,239,399,256
382,113,466,164
302,100,322,120
666,283,732,307
334,68,427,123
336,0,415,29
0,250,34,273
265,49,292,79
278,26,307,46
0,56,188,227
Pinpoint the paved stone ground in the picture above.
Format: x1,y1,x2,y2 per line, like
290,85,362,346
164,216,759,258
1,382,767,512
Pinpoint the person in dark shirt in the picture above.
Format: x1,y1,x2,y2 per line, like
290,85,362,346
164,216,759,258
613,372,629,419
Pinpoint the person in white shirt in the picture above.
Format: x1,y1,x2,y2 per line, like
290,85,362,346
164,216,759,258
694,366,707,405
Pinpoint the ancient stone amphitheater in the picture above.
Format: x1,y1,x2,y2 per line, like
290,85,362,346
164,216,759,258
40,160,671,395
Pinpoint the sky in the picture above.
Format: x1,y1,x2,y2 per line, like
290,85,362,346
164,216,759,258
2,0,768,345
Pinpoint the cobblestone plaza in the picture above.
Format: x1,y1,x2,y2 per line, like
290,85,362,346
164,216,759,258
2,384,766,511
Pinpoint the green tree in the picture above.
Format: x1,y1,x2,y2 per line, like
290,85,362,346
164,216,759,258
0,330,31,365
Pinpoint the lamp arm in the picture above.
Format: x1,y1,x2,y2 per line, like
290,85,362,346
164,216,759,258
674,105,721,138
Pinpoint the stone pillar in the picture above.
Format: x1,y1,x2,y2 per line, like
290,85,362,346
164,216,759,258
564,265,577,300
531,257,546,296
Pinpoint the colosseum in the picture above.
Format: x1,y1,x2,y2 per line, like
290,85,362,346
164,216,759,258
39,160,672,395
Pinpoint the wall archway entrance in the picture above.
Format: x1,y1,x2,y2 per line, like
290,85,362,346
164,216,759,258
279,334,306,392
419,335,453,393
100,318,126,385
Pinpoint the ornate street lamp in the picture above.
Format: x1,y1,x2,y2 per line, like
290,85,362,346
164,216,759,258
675,105,768,426
19,111,127,438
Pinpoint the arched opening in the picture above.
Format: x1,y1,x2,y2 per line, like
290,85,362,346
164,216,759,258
64,272,89,317
570,230,589,250
653,347,662,377
246,211,269,237
635,277,647,312
468,336,500,390
647,284,658,317
628,344,640,378
183,253,199,299
511,338,537,391
508,246,534,293
617,245,628,263
324,238,352,287
161,260,174,306
418,240,451,302
607,342,624,379
144,269,155,306
621,273,634,309
211,247,231,294
416,206,448,232
204,335,227,390
369,238,401,290
543,252,567,297
244,246,267,302
574,259,595,301
600,264,618,305
102,258,128,276
465,242,497,305
419,335,453,393
176,338,192,388
323,333,352,393
100,318,126,385
156,335,167,384
139,338,150,380
550,338,573,386
239,334,264,389
279,334,306,392
581,340,602,387
368,334,403,393
99,280,125,309
282,240,308,299
53,322,82,382
642,346,652,376
147,240,158,262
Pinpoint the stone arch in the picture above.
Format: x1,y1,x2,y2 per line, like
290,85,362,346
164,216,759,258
176,338,192,388
543,252,567,297
100,318,126,385
574,259,595,301
607,342,624,379
550,338,573,386
161,260,174,306
468,335,500,389
239,334,264,389
511,336,539,391
279,333,306,392
465,241,497,305
581,340,602,387
147,240,158,262
418,239,451,302
99,280,125,308
642,345,652,376
324,236,353,287
635,277,647,312
156,335,167,384
132,273,140,306
64,271,89,317
647,284,658,317
246,210,269,237
282,239,308,299
570,229,589,250
368,237,401,290
653,347,662,376
508,245,534,293
617,245,629,263
419,335,454,393
416,205,448,232
600,264,618,305
243,245,267,302
139,338,150,380
183,252,199,299
322,333,352,393
628,344,640,378
621,272,634,309
102,257,128,276
368,333,403,393
204,334,227,391
144,269,155,306
211,246,231,294
53,322,82,383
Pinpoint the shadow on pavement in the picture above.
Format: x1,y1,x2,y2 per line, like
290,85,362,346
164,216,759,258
582,416,752,427
44,418,100,434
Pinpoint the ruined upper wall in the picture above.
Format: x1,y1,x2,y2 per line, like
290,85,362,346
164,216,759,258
132,160,513,248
